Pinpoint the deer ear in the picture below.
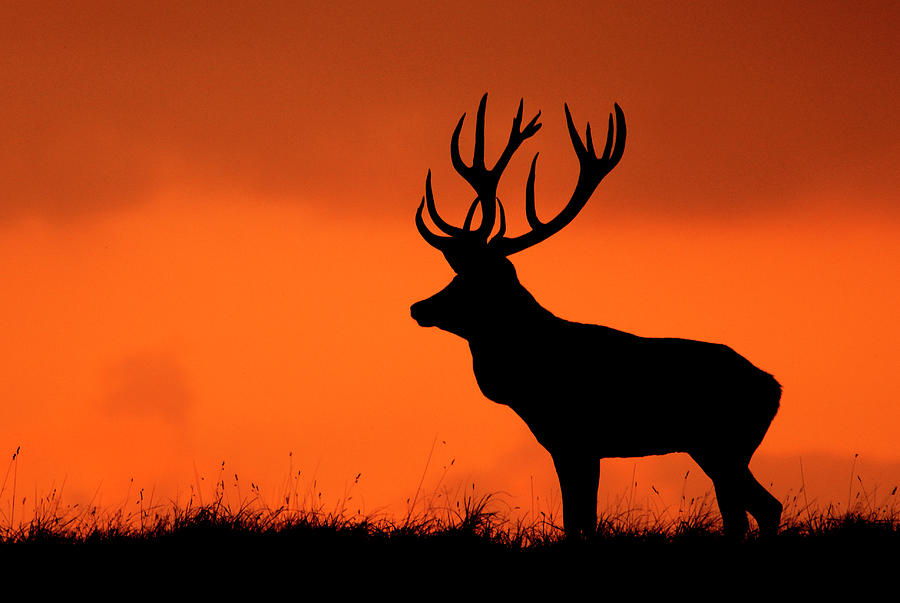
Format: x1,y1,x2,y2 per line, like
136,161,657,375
441,247,471,274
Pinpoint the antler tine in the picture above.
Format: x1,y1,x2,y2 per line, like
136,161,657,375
449,95,493,239
449,94,490,185
610,103,627,163
564,103,587,158
490,102,626,256
524,153,542,230
462,197,480,232
473,94,487,169
600,113,614,160
450,113,469,177
417,171,480,252
584,121,596,156
416,199,454,252
494,99,542,177
495,197,507,239
448,94,542,242
424,170,467,237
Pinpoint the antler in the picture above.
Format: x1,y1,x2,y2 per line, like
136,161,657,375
489,102,625,256
416,96,625,260
416,94,541,251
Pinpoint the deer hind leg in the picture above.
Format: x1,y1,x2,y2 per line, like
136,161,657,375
742,467,782,539
551,454,600,539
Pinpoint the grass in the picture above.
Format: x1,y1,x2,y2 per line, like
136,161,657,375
2,476,898,551
1,450,898,582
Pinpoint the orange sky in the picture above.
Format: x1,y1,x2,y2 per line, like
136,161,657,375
2,2,898,523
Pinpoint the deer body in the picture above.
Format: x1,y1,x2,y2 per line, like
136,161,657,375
411,95,782,539
471,317,780,458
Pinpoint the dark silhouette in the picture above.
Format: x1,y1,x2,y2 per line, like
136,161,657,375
411,94,783,540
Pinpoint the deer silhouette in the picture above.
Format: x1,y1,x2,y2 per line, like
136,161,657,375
410,94,783,539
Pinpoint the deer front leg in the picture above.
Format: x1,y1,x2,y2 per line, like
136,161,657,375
552,453,600,539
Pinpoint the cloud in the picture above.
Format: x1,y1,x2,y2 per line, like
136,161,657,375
1,2,897,224
102,351,192,426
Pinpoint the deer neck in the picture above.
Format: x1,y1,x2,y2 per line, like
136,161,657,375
465,285,557,355
463,285,558,408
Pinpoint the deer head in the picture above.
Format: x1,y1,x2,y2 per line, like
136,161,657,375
411,94,625,339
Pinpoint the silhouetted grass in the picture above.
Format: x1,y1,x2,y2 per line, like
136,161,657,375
2,482,898,557
1,450,898,582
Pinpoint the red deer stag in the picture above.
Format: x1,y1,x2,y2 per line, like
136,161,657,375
411,94,783,539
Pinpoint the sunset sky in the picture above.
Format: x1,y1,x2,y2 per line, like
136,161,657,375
2,2,898,522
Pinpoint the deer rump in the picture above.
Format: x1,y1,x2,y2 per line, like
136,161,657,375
470,322,781,462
